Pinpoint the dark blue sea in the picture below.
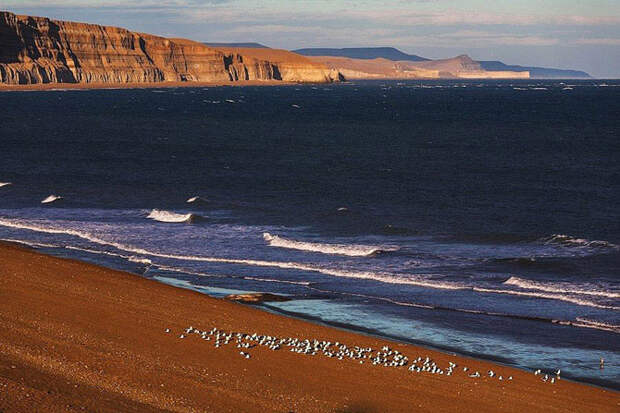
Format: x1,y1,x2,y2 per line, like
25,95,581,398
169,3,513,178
1,80,618,389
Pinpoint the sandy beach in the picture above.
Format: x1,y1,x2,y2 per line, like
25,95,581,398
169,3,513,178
0,243,617,412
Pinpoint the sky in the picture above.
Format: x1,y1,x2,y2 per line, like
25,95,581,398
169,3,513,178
3,0,620,77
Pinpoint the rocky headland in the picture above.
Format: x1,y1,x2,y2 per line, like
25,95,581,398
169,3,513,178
0,11,340,86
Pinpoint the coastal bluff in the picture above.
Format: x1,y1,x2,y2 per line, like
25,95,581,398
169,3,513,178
0,11,339,85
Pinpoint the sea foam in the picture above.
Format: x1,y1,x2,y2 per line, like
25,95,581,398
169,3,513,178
147,209,201,223
504,276,619,299
41,195,62,204
0,218,616,309
540,234,618,250
263,232,397,257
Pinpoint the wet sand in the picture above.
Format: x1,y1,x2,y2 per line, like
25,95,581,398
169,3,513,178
0,243,617,412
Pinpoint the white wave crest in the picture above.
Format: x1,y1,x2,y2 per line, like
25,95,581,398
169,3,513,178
147,209,199,223
186,196,201,203
0,182,11,188
263,233,397,257
0,218,461,291
0,238,59,249
0,218,616,308
541,234,618,250
41,195,62,204
573,318,620,333
473,286,619,311
504,276,619,299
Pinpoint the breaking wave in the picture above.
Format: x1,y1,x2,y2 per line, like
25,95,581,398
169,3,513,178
540,234,618,251
571,318,620,333
263,232,398,257
307,287,620,334
147,209,203,223
473,286,619,310
0,218,617,309
504,276,619,299
0,182,11,188
41,195,63,204
0,218,460,290
0,238,59,249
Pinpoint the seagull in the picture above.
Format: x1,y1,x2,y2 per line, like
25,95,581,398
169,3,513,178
165,328,170,333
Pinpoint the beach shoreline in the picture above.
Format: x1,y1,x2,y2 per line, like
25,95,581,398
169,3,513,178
0,242,617,412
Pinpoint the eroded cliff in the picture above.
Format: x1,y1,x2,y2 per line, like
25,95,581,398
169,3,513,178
0,12,339,85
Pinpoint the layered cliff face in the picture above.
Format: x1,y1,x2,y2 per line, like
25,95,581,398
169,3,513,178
0,12,339,85
210,47,343,83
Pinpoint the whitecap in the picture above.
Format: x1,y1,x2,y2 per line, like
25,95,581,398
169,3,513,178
0,182,11,188
473,286,619,310
186,196,205,203
41,195,62,204
540,234,618,250
0,238,59,248
572,318,620,333
504,276,619,299
146,209,201,223
263,232,398,257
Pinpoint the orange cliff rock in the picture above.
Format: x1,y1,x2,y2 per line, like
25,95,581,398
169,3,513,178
0,11,340,85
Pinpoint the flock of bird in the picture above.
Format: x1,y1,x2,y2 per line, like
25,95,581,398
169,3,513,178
167,325,563,385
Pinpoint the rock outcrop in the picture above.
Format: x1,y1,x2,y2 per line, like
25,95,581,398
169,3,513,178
225,293,291,303
0,11,339,85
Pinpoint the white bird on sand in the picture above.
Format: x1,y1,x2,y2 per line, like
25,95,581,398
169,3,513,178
165,328,170,333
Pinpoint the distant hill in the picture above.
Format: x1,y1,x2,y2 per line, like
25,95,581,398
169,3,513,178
294,47,429,62
308,54,529,80
203,42,270,49
478,61,591,79
294,47,591,79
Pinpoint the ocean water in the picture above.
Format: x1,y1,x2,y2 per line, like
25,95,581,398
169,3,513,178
1,80,618,389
